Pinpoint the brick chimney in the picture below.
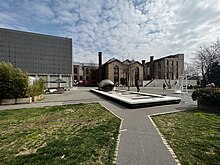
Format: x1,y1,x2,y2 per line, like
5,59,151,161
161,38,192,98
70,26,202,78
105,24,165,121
142,60,146,80
98,52,102,82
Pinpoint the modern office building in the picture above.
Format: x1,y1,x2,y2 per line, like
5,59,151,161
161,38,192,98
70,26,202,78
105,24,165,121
0,28,73,88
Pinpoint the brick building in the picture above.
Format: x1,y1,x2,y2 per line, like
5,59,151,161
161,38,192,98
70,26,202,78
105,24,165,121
73,53,184,87
101,57,144,86
73,62,99,86
144,54,184,80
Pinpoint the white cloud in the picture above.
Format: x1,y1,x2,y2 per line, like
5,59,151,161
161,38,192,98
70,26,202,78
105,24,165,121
21,0,55,23
1,0,220,63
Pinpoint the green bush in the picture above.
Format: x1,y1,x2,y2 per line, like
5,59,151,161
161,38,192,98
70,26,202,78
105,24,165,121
192,88,220,105
28,78,45,97
0,62,29,99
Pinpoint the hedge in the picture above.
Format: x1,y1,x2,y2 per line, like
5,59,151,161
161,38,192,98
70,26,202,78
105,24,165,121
29,78,45,98
192,88,220,106
0,62,45,100
0,62,29,99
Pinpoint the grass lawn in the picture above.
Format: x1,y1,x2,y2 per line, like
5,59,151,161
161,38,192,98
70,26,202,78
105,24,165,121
152,109,220,165
0,103,121,165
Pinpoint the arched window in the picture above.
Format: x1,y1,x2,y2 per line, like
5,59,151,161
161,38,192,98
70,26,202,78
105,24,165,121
135,67,139,81
176,61,178,79
114,65,119,83
86,68,89,74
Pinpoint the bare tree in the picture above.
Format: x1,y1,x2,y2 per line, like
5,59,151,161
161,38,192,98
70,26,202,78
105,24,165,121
214,39,220,55
193,40,220,86
184,61,200,79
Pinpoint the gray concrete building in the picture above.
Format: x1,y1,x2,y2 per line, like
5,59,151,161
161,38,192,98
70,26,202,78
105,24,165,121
0,28,73,88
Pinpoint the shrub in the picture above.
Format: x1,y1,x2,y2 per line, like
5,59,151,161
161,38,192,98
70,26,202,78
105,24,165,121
28,78,45,97
0,62,29,99
192,88,220,105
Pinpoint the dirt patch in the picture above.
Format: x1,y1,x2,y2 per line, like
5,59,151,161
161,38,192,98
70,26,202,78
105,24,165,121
16,142,47,156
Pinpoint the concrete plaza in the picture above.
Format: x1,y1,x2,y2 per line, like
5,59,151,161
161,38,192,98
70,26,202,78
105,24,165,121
0,87,196,165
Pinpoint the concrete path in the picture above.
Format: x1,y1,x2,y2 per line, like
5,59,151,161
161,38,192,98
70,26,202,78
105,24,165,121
100,99,195,165
0,87,196,165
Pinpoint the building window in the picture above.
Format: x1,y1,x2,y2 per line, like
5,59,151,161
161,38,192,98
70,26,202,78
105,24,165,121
74,67,77,74
80,76,83,80
146,66,150,77
86,68,89,74
171,61,174,80
114,65,119,83
176,62,178,79
166,60,169,79
158,62,161,79
135,67,139,81
74,75,77,80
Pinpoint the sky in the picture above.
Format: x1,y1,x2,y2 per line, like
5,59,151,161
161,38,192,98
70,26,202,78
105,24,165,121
1,0,220,63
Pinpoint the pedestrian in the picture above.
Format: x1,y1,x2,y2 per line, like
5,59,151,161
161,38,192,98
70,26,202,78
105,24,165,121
136,80,140,92
163,83,166,90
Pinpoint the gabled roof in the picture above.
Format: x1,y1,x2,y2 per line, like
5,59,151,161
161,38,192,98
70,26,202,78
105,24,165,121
103,58,143,66
123,59,142,65
145,53,184,64
104,58,122,65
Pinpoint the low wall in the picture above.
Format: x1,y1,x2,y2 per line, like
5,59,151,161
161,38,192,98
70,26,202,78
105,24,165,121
0,95,44,105
0,99,16,105
0,97,31,105
16,97,32,104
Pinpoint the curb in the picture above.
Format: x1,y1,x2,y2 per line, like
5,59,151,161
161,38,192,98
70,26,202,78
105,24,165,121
148,110,185,165
98,101,124,165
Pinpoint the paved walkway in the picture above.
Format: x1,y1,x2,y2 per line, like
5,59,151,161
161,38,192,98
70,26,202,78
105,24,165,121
100,100,195,165
0,87,196,165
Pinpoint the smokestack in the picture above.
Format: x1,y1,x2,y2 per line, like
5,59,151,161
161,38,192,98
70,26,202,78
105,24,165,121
142,60,146,80
98,52,102,82
150,56,154,62
150,56,154,79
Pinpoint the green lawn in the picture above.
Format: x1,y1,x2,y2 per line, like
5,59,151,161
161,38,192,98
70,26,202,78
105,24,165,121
0,103,121,165
152,109,220,165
